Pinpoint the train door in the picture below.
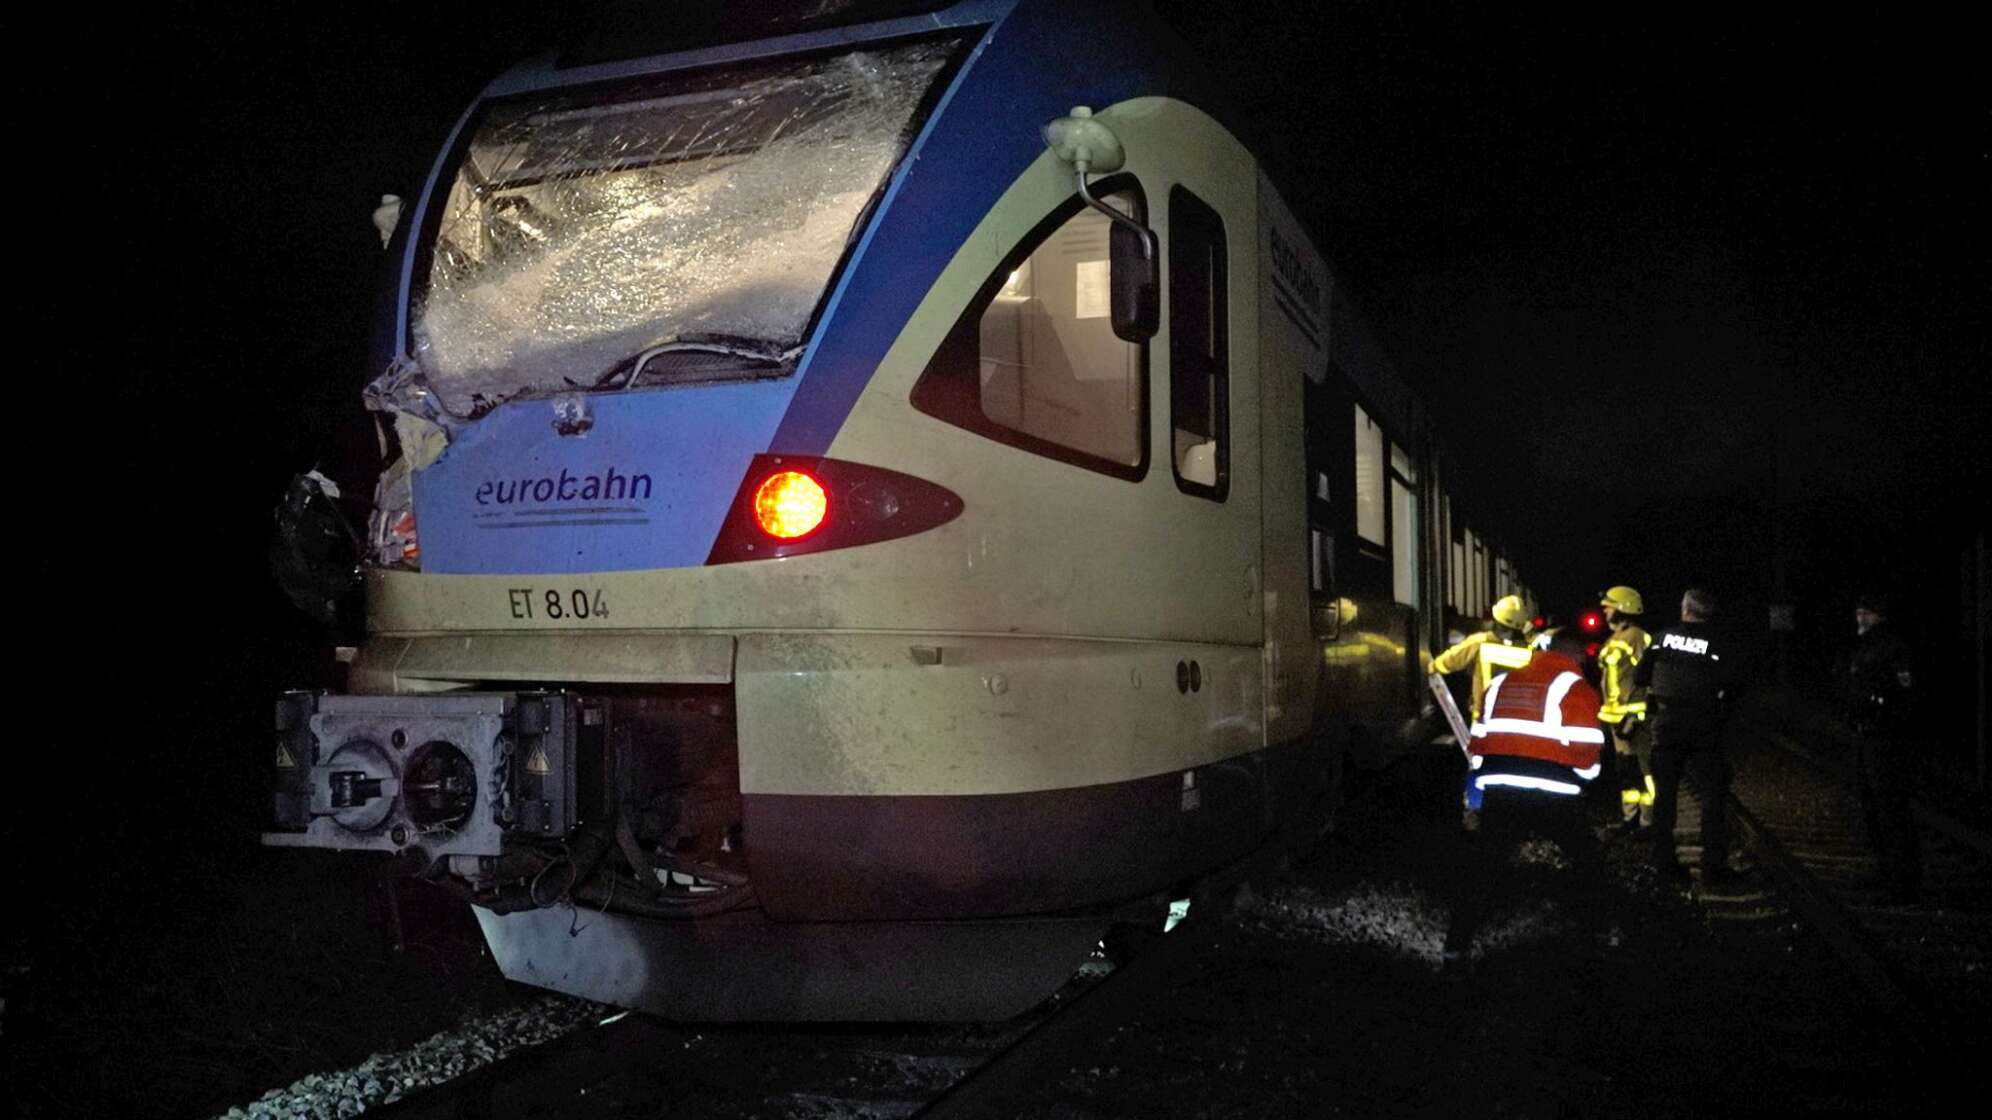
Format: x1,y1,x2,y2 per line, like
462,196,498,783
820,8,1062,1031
1154,179,1257,625
1253,180,1330,834
1303,376,1339,644
1132,108,1265,863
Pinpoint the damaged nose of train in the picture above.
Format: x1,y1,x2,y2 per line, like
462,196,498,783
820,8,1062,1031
268,470,363,624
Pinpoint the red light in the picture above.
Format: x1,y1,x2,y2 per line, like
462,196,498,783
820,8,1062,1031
1586,642,1601,658
1582,612,1603,631
1532,616,1546,629
753,471,828,539
708,455,964,564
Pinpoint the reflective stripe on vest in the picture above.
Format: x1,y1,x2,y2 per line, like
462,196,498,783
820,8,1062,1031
1471,670,1607,746
1468,754,1606,777
1599,635,1647,724
1474,772,1584,797
1603,699,1648,721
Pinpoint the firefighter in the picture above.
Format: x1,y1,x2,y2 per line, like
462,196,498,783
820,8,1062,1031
1841,593,1922,904
1431,593,1536,723
1634,587,1743,886
1431,594,1537,831
1597,585,1654,835
1442,626,1607,970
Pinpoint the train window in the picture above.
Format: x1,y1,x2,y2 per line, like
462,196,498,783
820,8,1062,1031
1389,454,1416,608
413,39,961,413
910,180,1148,480
1389,443,1418,607
1354,405,1385,546
1168,187,1229,500
1311,528,1330,593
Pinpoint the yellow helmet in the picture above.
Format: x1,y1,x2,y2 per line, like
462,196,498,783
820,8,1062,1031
1491,594,1528,629
1600,585,1645,615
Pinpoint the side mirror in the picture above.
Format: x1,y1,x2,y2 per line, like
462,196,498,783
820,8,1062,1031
1045,106,1158,343
1110,220,1159,343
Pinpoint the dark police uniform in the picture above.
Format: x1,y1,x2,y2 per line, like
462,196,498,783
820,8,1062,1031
1634,620,1738,878
1842,619,1921,901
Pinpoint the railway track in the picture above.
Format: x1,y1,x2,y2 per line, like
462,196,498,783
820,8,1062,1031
351,889,1225,1119
1669,727,1992,1094
217,740,1987,1118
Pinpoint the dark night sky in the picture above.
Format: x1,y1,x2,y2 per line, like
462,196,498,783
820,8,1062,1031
43,1,1988,645
1150,2,1986,614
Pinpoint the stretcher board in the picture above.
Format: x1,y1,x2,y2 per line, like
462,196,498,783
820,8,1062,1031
1427,673,1472,759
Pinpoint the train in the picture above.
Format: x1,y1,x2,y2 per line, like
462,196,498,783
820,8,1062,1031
267,0,1533,1020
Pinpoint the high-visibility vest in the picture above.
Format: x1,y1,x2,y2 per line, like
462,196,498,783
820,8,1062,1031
1432,630,1534,719
1598,625,1651,726
1466,651,1605,798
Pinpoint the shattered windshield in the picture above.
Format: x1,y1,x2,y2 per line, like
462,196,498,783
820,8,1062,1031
412,39,960,415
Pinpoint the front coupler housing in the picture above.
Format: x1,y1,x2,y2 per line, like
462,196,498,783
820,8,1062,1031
266,691,594,857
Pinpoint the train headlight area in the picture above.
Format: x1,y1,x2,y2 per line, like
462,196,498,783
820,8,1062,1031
752,470,829,539
705,454,964,563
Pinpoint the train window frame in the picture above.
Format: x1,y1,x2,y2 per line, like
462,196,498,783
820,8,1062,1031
909,174,1150,482
1310,526,1334,595
1354,402,1387,549
1458,522,1474,609
1468,530,1488,614
1167,186,1229,501
1389,441,1419,608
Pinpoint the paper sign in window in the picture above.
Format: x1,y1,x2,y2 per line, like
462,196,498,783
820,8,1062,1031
1074,259,1110,320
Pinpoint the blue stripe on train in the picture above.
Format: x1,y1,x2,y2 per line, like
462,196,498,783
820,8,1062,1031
769,0,1172,454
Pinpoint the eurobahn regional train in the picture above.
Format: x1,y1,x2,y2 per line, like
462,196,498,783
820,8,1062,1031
268,0,1533,1020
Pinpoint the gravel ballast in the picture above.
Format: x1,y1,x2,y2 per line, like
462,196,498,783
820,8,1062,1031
212,993,606,1120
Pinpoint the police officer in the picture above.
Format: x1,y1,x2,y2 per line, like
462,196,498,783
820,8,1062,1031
1597,586,1654,835
1634,587,1741,885
1842,593,1922,904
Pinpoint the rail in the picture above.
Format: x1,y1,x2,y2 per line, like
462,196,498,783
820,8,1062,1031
1710,729,1992,1095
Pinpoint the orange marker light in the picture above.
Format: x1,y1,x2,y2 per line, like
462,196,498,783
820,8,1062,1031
753,470,828,539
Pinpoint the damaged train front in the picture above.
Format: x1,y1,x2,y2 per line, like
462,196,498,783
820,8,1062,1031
258,39,971,938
